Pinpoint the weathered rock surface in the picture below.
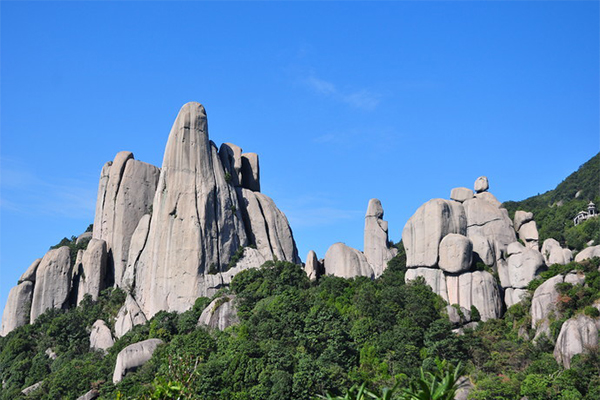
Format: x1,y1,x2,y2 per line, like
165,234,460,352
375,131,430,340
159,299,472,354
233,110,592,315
198,295,239,330
514,211,534,232
403,199,466,268
77,389,100,400
219,143,243,187
241,152,260,192
504,288,528,308
541,238,570,266
93,152,160,289
445,305,472,327
76,239,108,304
518,220,539,250
364,199,397,277
470,234,495,266
531,273,585,332
554,314,599,368
122,214,152,291
30,247,72,322
474,191,502,208
324,243,374,279
450,187,474,203
114,295,147,339
502,248,545,289
21,381,43,395
113,338,163,383
90,319,114,353
304,250,321,281
446,271,502,321
0,281,34,336
134,103,249,317
19,258,41,283
438,234,473,274
76,231,93,245
574,245,600,262
474,176,489,193
405,267,448,302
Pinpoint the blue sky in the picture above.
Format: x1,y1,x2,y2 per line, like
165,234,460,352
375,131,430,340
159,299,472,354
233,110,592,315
1,1,598,314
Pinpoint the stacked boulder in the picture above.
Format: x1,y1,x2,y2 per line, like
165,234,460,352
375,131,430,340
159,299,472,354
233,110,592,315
403,176,544,320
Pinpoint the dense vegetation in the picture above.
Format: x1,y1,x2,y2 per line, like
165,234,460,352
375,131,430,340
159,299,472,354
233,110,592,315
503,152,600,249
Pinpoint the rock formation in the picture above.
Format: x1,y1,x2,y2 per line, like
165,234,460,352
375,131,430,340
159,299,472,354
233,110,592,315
304,250,322,281
241,153,260,192
541,238,572,266
198,295,239,330
19,258,41,283
30,247,72,322
554,314,599,368
114,294,147,339
75,239,108,304
364,199,398,277
0,281,34,336
574,245,600,262
90,319,114,353
113,338,163,383
438,234,472,274
450,187,474,203
324,243,374,279
474,176,489,193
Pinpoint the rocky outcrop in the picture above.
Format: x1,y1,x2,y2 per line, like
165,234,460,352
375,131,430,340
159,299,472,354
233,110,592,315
93,152,160,288
474,176,489,193
445,305,472,327
514,211,533,232
541,238,571,266
77,389,100,400
90,319,114,353
0,281,34,336
19,258,41,283
122,214,152,291
501,247,545,289
75,239,108,304
241,153,260,192
76,231,93,245
30,247,72,322
518,221,539,250
504,288,528,309
113,338,163,383
364,199,397,277
114,295,147,339
450,187,473,203
405,267,448,302
198,295,239,330
554,314,599,368
446,271,502,321
304,250,322,281
438,234,472,274
403,199,466,268
219,143,243,187
574,245,600,262
324,243,374,279
470,234,495,266
21,381,43,395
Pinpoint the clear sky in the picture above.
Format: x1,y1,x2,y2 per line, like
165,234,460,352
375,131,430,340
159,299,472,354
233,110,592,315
1,1,598,315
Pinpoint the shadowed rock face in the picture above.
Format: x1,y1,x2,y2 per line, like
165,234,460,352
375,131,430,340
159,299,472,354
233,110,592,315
0,281,34,336
75,239,108,304
30,247,72,322
554,314,599,368
198,295,239,331
112,339,163,383
364,199,398,278
325,242,374,279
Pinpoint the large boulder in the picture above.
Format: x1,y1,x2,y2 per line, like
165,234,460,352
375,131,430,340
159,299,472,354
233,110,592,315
76,389,99,400
93,152,160,288
504,288,528,309
114,295,147,339
574,245,600,262
198,295,239,330
469,234,495,266
514,211,534,232
19,258,41,283
474,176,489,193
90,319,114,353
219,142,243,187
0,281,34,336
134,103,249,317
324,243,374,279
76,231,93,245
30,247,72,322
541,238,570,266
405,267,448,302
554,314,599,368
450,187,474,203
446,271,502,321
112,339,163,383
518,221,539,250
502,248,545,289
122,214,152,291
304,250,321,281
438,234,473,274
75,239,108,304
474,192,501,208
241,152,260,192
364,199,397,277
403,199,466,268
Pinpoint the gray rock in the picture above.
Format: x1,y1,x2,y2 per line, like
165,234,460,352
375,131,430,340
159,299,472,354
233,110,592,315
450,187,474,203
470,234,495,266
21,381,43,395
541,238,569,266
403,199,466,268
563,248,573,263
198,295,239,330
504,288,528,308
531,273,585,331
574,245,600,262
122,214,152,291
30,247,72,322
19,258,41,283
554,314,599,368
514,211,534,232
304,250,321,281
77,389,100,400
518,221,539,250
241,152,260,192
454,376,473,400
114,295,147,339
324,243,374,279
0,281,34,336
507,241,525,257
446,271,502,321
474,192,502,208
76,231,93,245
504,249,545,289
219,142,243,187
438,234,473,274
364,199,398,278
445,305,472,326
134,103,249,317
112,338,163,383
76,239,108,304
405,267,448,302
474,176,489,193
90,319,114,353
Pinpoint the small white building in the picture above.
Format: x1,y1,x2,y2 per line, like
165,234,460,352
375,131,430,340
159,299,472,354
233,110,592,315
574,201,597,226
